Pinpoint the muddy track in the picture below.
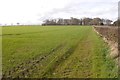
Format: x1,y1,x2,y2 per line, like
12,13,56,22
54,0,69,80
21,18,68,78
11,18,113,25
42,30,92,77
53,32,93,78
2,44,64,78
42,42,79,77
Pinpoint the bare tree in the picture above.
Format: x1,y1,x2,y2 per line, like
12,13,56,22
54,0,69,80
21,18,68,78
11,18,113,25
82,18,92,25
90,18,102,25
70,17,80,25
57,18,64,25
105,19,112,26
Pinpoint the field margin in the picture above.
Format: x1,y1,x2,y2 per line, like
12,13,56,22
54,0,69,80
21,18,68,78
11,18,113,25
93,26,118,64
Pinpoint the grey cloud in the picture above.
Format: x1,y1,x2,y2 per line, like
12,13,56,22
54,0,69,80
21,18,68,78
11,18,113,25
39,0,118,21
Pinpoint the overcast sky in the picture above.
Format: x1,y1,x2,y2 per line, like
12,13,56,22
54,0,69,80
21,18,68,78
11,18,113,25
0,0,119,25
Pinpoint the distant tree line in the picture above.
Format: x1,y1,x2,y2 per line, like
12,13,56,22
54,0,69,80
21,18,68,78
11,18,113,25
42,17,113,25
42,17,116,26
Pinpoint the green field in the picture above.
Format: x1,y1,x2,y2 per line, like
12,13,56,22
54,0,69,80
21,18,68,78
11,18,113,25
2,26,118,78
